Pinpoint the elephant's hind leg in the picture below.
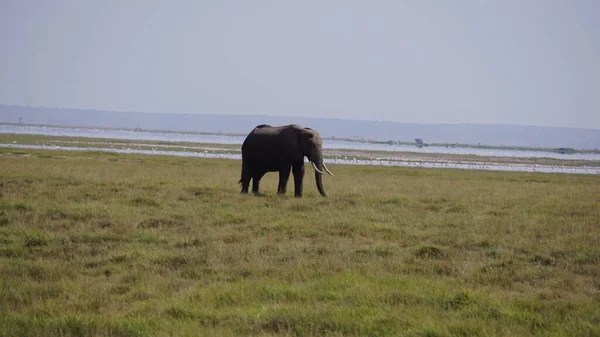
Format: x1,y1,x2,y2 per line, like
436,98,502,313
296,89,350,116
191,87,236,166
240,161,252,194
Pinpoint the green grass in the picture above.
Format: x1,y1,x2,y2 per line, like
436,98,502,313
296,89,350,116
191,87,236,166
1,148,599,336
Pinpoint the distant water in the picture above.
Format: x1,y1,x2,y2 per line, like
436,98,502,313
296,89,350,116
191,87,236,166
2,124,600,161
324,140,600,160
1,124,244,144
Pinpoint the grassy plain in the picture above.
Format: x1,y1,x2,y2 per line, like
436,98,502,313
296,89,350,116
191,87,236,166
0,147,599,336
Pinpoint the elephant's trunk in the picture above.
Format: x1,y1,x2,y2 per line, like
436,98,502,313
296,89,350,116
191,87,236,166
313,153,327,197
315,170,326,197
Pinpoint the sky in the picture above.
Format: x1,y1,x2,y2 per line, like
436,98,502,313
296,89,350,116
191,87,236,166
1,1,599,129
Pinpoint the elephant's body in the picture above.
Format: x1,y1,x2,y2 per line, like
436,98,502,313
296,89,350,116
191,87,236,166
239,124,331,197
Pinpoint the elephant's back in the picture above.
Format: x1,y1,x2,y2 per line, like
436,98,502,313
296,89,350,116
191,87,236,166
242,124,300,155
242,128,283,162
243,133,278,148
250,124,302,135
254,124,271,129
250,125,281,135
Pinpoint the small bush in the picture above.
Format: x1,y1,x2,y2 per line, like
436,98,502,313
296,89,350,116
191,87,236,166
414,245,447,259
24,232,52,247
129,197,160,207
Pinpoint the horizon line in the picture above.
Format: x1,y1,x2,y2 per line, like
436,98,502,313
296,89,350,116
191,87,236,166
1,103,599,132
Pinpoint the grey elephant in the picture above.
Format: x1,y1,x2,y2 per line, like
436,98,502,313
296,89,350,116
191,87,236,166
239,124,334,197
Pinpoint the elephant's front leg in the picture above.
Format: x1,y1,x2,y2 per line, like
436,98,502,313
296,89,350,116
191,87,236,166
252,171,265,195
277,166,291,195
292,163,305,197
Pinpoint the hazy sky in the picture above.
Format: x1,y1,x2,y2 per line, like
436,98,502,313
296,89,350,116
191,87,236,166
1,1,599,129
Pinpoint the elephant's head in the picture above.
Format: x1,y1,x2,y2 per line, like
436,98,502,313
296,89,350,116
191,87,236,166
298,127,334,197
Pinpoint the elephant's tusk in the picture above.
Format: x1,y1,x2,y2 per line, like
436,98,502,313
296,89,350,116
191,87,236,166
323,163,334,176
311,161,325,174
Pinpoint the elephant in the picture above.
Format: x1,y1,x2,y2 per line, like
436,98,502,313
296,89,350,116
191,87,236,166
239,124,334,197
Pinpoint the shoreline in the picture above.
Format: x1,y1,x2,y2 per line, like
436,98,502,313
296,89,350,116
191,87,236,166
1,142,598,175
3,122,599,155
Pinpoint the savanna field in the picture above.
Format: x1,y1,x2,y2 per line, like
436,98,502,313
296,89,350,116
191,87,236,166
1,148,599,336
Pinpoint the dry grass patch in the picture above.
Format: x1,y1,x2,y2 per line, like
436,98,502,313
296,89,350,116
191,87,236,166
0,148,599,336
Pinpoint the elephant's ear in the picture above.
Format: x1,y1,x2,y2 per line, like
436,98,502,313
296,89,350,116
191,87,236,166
298,128,317,157
280,127,304,162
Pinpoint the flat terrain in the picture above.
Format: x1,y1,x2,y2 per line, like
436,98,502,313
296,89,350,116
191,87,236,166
1,148,599,336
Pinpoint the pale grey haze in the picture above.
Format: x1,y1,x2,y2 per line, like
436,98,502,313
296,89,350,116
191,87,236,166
1,0,599,129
